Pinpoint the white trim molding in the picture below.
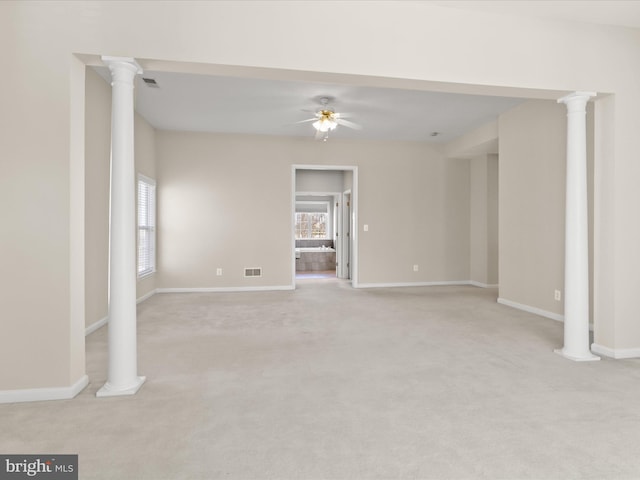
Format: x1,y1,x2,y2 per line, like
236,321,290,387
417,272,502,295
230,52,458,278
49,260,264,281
157,285,294,294
137,289,157,304
497,298,596,331
0,375,88,404
357,281,471,289
85,316,108,336
498,297,565,323
469,281,499,288
292,164,359,289
85,290,158,337
591,343,640,359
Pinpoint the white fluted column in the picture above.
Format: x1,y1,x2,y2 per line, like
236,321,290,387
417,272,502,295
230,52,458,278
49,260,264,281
97,56,146,397
555,92,600,362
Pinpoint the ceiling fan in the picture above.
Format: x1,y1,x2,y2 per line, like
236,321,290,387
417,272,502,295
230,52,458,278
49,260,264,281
297,96,361,141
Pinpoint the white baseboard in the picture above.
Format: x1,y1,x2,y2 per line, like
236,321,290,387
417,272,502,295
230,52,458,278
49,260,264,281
497,297,565,323
137,288,158,304
497,297,595,331
469,281,499,288
157,285,295,293
591,343,640,359
0,374,89,404
85,316,108,336
356,281,471,289
85,290,158,337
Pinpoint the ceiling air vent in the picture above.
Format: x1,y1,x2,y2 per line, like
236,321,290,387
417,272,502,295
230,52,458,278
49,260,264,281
244,267,262,278
142,77,159,88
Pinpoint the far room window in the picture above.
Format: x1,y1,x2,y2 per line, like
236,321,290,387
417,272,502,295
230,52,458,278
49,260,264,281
137,175,156,278
295,212,328,239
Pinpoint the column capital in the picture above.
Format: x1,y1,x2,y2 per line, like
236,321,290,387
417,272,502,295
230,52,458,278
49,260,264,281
101,56,143,75
557,91,597,109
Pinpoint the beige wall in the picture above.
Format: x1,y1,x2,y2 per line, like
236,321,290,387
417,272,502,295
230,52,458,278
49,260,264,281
593,95,616,347
156,131,470,288
445,121,499,159
499,100,566,315
156,132,293,289
469,154,499,286
3,1,640,391
487,155,499,286
84,68,111,330
498,100,594,317
296,170,344,193
343,170,353,192
357,149,470,285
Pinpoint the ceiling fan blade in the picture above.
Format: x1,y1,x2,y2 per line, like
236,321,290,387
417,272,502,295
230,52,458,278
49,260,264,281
294,118,317,124
336,118,362,130
333,112,354,119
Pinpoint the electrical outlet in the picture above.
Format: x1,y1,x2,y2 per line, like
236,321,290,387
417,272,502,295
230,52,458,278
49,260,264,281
554,289,561,301
413,264,419,272
216,268,223,276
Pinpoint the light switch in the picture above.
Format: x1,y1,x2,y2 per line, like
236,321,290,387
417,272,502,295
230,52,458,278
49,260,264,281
363,224,369,232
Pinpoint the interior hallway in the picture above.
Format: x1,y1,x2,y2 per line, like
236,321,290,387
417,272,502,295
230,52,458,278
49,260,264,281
2,282,640,479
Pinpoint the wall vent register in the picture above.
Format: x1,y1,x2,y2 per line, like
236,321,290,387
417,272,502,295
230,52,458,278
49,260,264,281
244,267,262,278
142,77,159,88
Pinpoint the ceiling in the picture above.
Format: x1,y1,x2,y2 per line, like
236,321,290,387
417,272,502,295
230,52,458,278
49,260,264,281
93,1,640,145
94,66,524,143
107,69,524,144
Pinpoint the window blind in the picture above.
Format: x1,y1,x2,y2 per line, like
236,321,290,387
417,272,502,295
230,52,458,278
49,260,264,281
137,175,156,278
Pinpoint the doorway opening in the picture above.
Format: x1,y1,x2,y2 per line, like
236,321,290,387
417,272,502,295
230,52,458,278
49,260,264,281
292,165,358,289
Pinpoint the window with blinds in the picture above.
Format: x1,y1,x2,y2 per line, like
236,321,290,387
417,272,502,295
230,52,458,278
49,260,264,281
137,175,156,278
295,212,328,239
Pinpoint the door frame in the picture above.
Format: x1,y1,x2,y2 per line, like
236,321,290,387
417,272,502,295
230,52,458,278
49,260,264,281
341,189,352,280
292,165,359,289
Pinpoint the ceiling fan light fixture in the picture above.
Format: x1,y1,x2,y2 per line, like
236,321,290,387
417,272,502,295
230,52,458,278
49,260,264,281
303,99,358,141
312,117,337,133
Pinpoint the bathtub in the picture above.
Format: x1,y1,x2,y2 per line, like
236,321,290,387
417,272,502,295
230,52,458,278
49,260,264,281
296,247,336,254
295,247,336,271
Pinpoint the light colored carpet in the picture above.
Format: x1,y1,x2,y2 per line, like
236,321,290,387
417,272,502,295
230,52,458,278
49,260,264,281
2,281,640,479
296,270,337,279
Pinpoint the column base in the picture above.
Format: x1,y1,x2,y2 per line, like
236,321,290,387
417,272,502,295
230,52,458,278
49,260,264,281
96,376,146,398
554,348,600,362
